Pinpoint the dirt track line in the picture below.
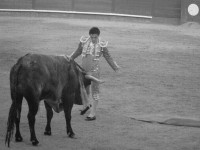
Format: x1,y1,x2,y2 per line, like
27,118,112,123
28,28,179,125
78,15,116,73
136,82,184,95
130,117,200,128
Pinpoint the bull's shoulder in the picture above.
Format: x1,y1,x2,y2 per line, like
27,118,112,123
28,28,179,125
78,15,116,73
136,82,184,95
18,54,70,72
21,53,55,63
18,53,53,71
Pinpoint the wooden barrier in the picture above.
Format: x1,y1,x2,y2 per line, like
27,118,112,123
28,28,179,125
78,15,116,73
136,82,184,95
0,0,185,21
181,0,200,23
153,0,181,18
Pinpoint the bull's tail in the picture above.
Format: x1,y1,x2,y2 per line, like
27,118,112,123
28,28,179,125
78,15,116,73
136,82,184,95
5,61,22,147
5,100,17,147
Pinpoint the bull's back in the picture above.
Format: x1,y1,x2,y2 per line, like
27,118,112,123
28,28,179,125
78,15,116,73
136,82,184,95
11,53,71,99
16,53,68,79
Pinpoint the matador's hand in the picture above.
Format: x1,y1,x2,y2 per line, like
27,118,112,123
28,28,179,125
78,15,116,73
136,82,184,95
114,61,121,72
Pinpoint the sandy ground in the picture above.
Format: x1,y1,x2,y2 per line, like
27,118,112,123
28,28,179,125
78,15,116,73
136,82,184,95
0,16,200,150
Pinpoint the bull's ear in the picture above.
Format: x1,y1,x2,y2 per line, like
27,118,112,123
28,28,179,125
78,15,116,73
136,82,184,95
85,75,104,84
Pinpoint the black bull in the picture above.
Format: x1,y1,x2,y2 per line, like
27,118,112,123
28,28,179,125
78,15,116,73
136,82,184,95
5,53,95,147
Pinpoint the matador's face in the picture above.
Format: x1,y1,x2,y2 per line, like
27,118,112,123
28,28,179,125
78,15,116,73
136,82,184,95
90,34,99,44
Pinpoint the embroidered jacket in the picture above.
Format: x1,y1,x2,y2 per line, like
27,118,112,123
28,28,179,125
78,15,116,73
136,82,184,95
70,36,119,72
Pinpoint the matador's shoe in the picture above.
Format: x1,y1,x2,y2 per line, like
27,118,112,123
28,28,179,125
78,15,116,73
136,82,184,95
85,116,96,121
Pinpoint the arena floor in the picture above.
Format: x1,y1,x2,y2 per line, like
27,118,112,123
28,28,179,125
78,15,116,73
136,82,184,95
0,15,200,150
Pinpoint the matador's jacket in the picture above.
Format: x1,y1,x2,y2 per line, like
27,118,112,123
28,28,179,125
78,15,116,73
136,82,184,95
70,36,119,98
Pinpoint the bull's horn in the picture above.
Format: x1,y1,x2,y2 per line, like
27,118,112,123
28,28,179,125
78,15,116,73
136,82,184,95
85,75,104,84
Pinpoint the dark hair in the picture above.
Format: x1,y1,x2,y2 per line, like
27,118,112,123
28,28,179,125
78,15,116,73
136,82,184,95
89,27,100,35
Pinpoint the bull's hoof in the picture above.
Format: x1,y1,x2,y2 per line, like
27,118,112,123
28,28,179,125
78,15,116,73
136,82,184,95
15,136,23,142
68,132,75,138
44,131,52,136
31,139,39,146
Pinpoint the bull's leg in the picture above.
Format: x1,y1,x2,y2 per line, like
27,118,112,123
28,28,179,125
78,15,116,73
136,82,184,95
15,94,23,142
27,100,39,146
63,93,75,138
44,101,53,136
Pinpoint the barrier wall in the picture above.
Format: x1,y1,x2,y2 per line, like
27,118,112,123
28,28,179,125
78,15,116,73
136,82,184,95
181,0,200,23
0,0,181,18
153,0,181,18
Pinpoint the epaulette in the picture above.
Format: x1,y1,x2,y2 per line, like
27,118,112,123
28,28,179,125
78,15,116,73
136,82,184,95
99,40,108,48
80,36,90,43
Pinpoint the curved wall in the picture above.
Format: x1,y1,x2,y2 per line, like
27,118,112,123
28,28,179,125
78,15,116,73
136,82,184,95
0,0,181,19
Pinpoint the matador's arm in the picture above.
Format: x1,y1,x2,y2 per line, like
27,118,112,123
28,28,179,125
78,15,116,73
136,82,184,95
69,42,83,60
102,47,119,72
